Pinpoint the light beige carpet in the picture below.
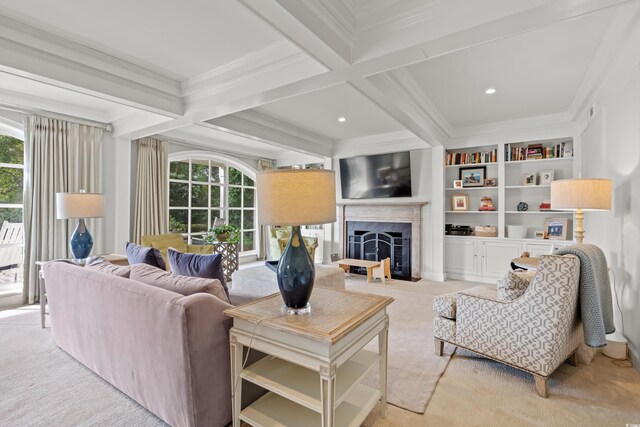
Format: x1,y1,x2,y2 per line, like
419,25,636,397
345,275,481,413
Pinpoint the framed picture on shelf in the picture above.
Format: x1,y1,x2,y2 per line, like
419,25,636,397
538,170,555,185
460,166,486,188
453,179,463,189
484,178,497,187
534,230,545,239
544,218,568,240
451,194,470,211
523,173,536,186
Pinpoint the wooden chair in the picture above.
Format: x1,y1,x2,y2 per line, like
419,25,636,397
0,221,24,282
371,257,391,284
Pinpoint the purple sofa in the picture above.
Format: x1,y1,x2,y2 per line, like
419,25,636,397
43,262,240,427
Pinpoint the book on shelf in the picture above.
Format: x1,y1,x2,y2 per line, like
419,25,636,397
505,140,573,162
446,148,497,166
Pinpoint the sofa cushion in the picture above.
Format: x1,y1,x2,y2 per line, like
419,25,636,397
497,269,536,301
126,242,166,271
168,248,229,301
433,293,457,319
130,263,228,303
84,256,131,278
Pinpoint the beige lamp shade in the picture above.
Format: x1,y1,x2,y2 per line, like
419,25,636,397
257,169,336,226
550,178,612,211
56,192,105,219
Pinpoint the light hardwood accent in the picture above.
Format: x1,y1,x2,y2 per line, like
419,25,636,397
567,351,579,367
226,289,392,427
534,376,549,398
224,288,393,344
371,257,391,284
332,258,381,283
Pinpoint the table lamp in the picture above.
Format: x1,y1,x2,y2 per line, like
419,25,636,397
550,178,612,243
257,169,336,314
56,190,105,260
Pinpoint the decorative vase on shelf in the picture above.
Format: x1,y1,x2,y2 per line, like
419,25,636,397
517,202,528,212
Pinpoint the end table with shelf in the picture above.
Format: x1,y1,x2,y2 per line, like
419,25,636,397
224,288,393,427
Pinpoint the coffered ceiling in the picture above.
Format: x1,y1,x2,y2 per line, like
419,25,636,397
0,0,637,160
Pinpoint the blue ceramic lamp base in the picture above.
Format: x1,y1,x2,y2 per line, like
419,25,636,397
276,225,315,315
69,218,93,261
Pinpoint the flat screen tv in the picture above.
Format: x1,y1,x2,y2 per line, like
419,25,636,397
339,151,412,199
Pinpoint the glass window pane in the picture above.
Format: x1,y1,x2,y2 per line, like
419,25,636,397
0,167,23,204
191,210,208,233
169,182,188,207
228,187,241,208
211,166,222,184
228,210,241,229
191,160,209,182
0,135,24,164
210,185,221,208
228,167,242,185
210,210,221,227
242,231,255,252
243,210,254,230
243,188,254,207
0,207,22,223
169,209,188,233
170,161,189,180
191,184,208,208
243,175,255,187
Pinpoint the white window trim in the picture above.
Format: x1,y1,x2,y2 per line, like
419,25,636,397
0,134,25,220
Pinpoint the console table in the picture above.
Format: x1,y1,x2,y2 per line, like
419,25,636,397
224,288,393,427
332,258,381,282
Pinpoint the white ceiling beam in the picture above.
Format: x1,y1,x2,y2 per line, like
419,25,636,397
0,15,183,118
205,113,333,158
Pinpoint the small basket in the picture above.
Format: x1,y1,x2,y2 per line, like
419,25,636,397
474,225,497,237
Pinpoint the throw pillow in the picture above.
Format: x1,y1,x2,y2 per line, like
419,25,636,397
125,242,166,271
274,227,290,239
84,256,131,278
129,263,228,303
167,248,229,301
497,269,536,301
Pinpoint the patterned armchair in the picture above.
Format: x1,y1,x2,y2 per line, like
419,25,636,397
268,227,318,261
433,255,582,397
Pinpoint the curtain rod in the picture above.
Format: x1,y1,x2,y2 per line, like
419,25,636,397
0,104,112,132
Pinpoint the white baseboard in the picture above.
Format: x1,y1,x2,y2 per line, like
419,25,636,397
422,272,446,282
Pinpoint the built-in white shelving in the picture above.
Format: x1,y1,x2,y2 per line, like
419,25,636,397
445,162,497,168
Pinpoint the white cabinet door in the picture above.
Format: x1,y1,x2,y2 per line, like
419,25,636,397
480,241,522,278
445,239,478,275
525,243,554,258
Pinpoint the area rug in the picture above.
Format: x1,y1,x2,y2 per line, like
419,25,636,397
345,277,462,414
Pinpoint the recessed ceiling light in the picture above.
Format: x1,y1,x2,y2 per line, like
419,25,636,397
338,116,346,122
485,88,497,95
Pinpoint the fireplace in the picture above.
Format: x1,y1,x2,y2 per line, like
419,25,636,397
346,221,411,279
338,202,426,280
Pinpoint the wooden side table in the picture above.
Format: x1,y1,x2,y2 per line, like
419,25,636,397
224,288,393,427
331,258,381,283
36,254,128,328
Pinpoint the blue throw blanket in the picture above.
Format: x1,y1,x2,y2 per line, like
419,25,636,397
554,244,615,348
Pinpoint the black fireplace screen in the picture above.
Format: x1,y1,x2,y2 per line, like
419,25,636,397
346,221,411,279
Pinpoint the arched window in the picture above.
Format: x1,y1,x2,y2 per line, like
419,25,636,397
168,155,256,253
